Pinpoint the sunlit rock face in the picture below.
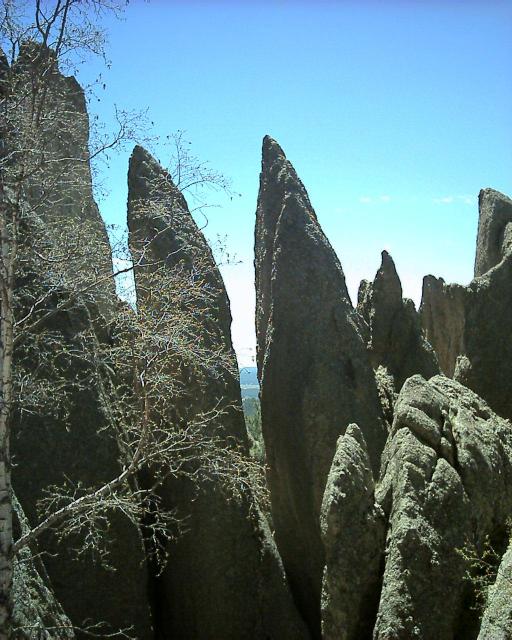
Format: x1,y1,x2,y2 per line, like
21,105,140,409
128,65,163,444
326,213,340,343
320,424,386,640
478,540,512,640
373,375,512,639
128,145,309,640
357,249,438,391
420,188,512,422
474,188,512,278
320,375,512,639
420,275,466,377
255,135,386,637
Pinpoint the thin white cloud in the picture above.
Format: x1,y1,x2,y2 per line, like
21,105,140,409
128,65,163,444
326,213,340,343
433,194,475,206
358,195,392,205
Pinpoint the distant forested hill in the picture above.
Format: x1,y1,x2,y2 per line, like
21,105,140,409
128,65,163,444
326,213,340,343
240,367,258,386
240,367,259,399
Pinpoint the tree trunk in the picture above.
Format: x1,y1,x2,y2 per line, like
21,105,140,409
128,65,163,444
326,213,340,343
0,182,15,638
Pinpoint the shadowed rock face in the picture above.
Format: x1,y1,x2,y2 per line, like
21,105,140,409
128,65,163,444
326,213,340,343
128,145,309,640
357,250,438,390
13,497,75,639
10,48,153,639
420,188,512,421
254,136,386,637
128,144,246,446
455,249,512,422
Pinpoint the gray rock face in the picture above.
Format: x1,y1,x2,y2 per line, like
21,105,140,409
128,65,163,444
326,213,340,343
357,251,438,390
320,425,386,640
374,375,512,640
10,48,153,638
128,145,309,640
127,145,247,444
254,136,386,636
420,189,512,421
455,247,512,422
10,43,115,314
319,374,512,638
474,188,512,277
13,496,75,639
478,542,512,640
420,276,466,377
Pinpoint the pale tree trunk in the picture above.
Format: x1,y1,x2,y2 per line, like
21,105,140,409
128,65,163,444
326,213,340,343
0,182,15,639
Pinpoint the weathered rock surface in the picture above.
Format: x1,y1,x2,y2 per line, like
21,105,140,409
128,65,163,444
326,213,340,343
454,246,512,422
474,188,512,277
254,136,387,636
11,42,115,314
420,276,466,377
478,541,512,640
128,145,309,640
374,375,512,639
13,496,75,639
357,250,438,389
320,424,386,640
10,47,153,638
420,188,512,421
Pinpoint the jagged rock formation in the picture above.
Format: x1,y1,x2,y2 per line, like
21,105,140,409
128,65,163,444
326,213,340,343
9,47,153,637
254,136,387,636
128,145,309,640
420,188,512,421
374,375,470,639
320,375,512,639
478,541,512,640
10,42,115,312
474,188,512,277
320,425,386,640
357,250,438,389
8,42,512,637
375,375,512,639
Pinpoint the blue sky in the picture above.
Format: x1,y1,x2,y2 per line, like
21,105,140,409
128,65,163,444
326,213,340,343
76,0,512,366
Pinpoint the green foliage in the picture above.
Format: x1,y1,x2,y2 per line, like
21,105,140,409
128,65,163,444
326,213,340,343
458,519,512,613
243,398,264,462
